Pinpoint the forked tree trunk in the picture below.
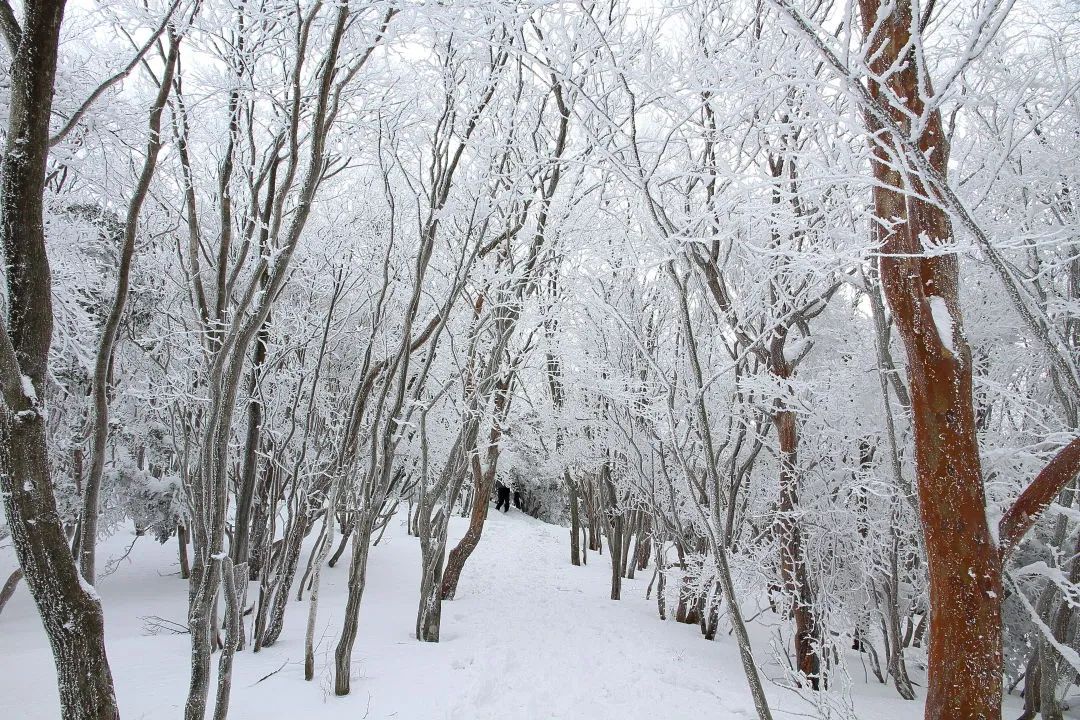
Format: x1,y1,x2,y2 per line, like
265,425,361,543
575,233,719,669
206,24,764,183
416,422,477,643
441,375,512,601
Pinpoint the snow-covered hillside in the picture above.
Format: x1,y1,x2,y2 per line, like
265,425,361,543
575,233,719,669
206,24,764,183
2,510,1035,720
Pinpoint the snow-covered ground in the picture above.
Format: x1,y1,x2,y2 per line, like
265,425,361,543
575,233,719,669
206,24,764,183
0,510,1037,719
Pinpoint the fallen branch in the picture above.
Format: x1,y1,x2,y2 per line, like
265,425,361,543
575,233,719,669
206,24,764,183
140,615,189,635
251,659,289,686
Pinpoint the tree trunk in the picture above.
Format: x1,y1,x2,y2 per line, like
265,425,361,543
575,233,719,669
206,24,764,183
211,556,241,720
1034,509,1080,719
859,1,1001,713
0,568,23,617
600,460,622,601
185,556,221,720
79,39,178,585
568,472,581,566
654,543,667,620
178,524,191,580
334,510,377,696
441,375,512,601
232,320,268,574
328,515,355,568
441,450,495,600
634,513,652,572
0,0,120,715
621,509,636,580
416,514,449,642
258,496,317,648
246,454,275,580
774,391,822,689
305,477,342,680
3,421,120,720
883,575,916,699
415,426,474,643
1018,651,1040,720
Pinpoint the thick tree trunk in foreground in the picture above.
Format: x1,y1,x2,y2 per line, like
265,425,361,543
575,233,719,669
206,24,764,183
2,415,120,720
0,0,120,717
856,0,1080,716
860,0,1000,713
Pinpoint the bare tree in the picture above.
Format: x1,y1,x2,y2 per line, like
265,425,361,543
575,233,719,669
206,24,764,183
76,29,182,586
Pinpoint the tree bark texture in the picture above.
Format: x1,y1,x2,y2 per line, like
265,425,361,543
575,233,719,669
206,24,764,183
774,408,822,689
860,1,1000,715
0,0,120,716
441,374,512,601
334,510,376,696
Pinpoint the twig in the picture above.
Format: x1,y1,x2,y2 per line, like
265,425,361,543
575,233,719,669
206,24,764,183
100,535,140,579
141,615,189,635
251,659,289,686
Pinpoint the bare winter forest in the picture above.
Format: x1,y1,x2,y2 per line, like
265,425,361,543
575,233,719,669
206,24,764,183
0,0,1079,718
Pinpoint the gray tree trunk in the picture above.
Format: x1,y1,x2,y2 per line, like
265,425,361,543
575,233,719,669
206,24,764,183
0,0,120,715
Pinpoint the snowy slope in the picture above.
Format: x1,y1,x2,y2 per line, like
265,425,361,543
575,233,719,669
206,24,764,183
0,510,1036,719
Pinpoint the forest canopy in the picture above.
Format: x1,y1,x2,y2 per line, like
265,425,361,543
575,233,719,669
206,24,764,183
0,0,1079,718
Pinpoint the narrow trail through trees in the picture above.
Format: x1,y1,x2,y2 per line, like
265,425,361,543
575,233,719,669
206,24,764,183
0,509,967,720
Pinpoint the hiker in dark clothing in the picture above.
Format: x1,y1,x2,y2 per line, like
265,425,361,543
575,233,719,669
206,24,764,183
495,481,511,512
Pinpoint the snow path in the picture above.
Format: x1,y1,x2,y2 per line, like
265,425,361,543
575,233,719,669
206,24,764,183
0,509,1033,719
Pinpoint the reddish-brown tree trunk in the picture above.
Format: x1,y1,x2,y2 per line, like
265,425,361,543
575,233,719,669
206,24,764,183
774,408,821,689
859,1,1000,716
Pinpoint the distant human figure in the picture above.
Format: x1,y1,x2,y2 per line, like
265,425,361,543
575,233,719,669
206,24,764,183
495,481,511,512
